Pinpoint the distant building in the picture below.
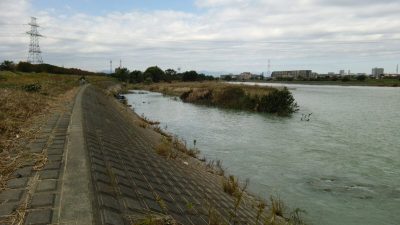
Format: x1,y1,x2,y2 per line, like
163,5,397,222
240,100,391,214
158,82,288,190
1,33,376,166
372,68,384,78
271,70,314,79
238,72,252,80
221,72,264,80
339,70,345,76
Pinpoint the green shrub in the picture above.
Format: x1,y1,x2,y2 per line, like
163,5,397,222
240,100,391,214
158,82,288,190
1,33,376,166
258,88,298,116
356,75,366,81
341,76,350,82
180,85,298,116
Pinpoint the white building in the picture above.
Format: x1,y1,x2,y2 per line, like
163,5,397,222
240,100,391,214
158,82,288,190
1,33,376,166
372,68,384,78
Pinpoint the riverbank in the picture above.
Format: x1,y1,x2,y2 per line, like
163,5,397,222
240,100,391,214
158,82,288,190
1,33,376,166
82,85,307,225
130,81,299,116
125,83,400,225
238,78,400,87
0,72,306,224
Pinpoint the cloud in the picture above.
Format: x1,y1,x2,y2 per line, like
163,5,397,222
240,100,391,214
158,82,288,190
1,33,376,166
0,0,399,73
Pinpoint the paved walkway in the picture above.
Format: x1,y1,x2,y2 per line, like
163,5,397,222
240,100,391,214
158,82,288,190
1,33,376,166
0,94,74,224
0,85,261,225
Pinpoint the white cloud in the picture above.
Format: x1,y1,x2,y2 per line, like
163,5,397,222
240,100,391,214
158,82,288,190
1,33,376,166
0,0,400,73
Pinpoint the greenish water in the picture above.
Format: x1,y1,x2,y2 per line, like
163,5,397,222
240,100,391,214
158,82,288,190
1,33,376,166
125,83,400,225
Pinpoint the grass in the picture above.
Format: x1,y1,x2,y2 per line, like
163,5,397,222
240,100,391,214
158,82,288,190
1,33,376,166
223,175,240,196
270,196,284,217
207,205,228,225
129,214,178,225
206,159,225,175
154,137,174,158
131,81,275,98
0,71,112,191
263,196,307,225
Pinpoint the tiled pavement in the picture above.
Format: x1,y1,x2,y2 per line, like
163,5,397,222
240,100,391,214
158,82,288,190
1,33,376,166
82,86,259,225
0,103,73,224
0,85,261,225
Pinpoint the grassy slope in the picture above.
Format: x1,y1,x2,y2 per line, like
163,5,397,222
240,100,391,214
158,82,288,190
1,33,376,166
0,71,113,189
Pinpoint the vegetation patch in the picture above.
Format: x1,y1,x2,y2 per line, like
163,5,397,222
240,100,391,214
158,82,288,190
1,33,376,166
133,82,298,116
154,137,174,158
223,175,240,196
22,83,42,92
130,214,177,225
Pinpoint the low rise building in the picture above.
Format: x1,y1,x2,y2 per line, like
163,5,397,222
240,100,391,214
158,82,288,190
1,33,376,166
238,72,253,80
271,70,314,79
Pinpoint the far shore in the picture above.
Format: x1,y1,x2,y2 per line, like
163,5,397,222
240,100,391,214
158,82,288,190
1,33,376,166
231,78,400,87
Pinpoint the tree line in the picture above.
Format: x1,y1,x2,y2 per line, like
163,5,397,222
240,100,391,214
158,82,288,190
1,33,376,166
113,66,215,83
0,60,106,76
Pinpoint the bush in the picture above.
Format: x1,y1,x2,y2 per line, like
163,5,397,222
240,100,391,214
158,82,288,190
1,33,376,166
341,76,350,82
258,88,298,116
144,66,165,83
0,60,15,71
356,75,367,81
22,83,42,92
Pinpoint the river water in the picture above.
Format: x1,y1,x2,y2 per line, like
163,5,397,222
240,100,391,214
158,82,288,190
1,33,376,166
125,83,400,225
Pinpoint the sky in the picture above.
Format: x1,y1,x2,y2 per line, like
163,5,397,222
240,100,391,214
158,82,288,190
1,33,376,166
0,0,400,74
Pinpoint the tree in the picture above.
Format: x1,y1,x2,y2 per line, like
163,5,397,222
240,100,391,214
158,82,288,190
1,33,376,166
129,70,143,83
114,67,130,82
165,69,177,81
341,76,350,82
182,70,199,81
16,62,34,72
356,75,367,81
144,66,165,83
223,75,232,81
0,60,15,71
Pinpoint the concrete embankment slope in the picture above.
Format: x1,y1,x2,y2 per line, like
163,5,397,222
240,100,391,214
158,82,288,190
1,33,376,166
0,85,262,225
80,85,260,225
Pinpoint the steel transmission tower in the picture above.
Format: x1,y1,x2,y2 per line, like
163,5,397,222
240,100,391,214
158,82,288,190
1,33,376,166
27,17,43,64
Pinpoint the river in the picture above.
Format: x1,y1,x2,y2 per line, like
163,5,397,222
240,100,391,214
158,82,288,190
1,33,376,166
125,83,400,225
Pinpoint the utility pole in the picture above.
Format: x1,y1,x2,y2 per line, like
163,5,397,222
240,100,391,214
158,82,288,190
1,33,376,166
397,64,399,74
110,60,113,74
26,17,43,64
267,59,271,76
119,59,122,69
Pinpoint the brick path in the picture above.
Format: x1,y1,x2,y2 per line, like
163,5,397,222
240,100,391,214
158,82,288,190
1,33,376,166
0,85,262,225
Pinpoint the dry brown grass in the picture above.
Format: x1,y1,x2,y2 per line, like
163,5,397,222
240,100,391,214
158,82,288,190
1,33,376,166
129,213,178,225
132,81,275,97
154,137,175,158
0,71,97,191
222,175,239,196
136,120,149,128
171,136,199,158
